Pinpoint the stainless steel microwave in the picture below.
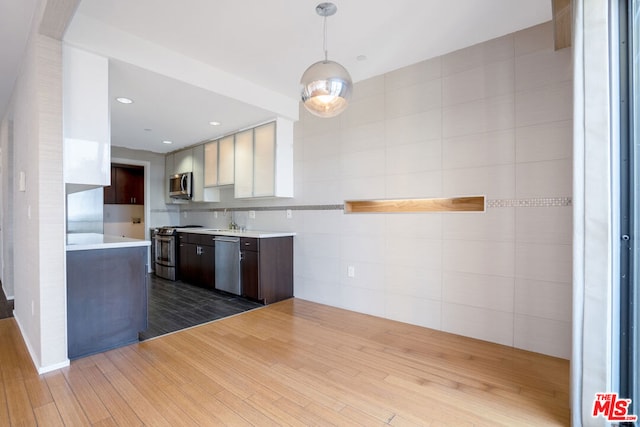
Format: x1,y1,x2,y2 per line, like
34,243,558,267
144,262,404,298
169,172,192,199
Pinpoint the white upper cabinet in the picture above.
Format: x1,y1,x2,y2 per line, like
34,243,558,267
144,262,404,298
234,118,294,199
234,129,254,198
173,148,193,174
253,123,276,197
204,141,218,187
218,135,235,186
192,145,220,202
204,134,234,188
63,45,110,193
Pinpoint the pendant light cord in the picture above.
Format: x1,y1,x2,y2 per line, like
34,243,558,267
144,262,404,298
323,14,328,62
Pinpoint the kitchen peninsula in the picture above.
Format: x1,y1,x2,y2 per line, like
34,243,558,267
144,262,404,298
66,233,150,359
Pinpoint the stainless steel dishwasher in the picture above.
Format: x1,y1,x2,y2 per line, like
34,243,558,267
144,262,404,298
214,236,241,295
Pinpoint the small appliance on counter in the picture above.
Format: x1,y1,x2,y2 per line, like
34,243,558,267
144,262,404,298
153,225,201,280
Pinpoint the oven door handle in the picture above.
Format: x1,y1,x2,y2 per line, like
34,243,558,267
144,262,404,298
156,236,174,243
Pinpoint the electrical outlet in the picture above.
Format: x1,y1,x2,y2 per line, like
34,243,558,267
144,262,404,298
249,210,256,219
183,211,187,218
348,266,355,278
286,209,292,219
214,211,218,219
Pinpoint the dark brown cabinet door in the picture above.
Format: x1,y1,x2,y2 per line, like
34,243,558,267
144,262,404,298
104,164,144,205
103,166,117,204
241,249,260,300
178,241,197,284
115,166,144,204
196,244,215,289
178,234,215,289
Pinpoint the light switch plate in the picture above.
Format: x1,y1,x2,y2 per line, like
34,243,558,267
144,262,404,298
249,210,256,219
19,171,26,192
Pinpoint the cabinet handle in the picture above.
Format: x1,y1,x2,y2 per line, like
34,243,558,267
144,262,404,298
244,242,250,246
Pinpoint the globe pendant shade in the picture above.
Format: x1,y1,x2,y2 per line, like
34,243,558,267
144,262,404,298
300,59,352,118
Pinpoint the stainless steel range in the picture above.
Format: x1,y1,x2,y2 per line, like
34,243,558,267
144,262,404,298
153,225,201,281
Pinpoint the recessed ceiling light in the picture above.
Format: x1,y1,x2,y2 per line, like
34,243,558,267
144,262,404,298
356,55,367,61
116,97,134,104
162,140,173,144
209,121,221,126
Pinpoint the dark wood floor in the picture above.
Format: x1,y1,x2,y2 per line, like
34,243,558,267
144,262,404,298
141,274,263,341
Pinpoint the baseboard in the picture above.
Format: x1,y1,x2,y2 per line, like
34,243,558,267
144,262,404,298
13,313,70,375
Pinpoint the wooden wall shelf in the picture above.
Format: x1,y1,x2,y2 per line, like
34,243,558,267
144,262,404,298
344,196,485,214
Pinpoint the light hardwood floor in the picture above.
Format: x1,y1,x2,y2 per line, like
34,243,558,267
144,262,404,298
0,299,570,426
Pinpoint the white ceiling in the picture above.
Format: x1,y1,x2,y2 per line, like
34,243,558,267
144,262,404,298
1,0,553,154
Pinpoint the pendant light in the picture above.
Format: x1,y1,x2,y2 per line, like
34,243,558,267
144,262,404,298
300,2,353,118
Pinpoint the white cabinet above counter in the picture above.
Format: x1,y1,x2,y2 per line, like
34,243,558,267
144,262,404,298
63,45,110,194
234,118,293,199
165,117,293,202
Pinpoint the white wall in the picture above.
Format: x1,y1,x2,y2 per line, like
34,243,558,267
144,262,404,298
4,26,68,371
185,21,573,359
104,204,145,239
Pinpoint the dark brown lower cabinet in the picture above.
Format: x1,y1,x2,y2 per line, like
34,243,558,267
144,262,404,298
240,236,293,304
178,233,215,289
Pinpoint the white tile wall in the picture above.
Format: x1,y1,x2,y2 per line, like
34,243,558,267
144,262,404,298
385,110,442,145
386,294,442,330
515,206,572,245
515,159,573,198
442,129,515,169
442,59,514,107
442,95,515,138
515,81,573,127
384,265,442,300
442,303,514,347
514,315,571,359
515,279,572,322
515,242,573,283
385,170,443,199
443,209,515,242
443,272,515,313
515,120,573,163
443,240,515,277
385,79,442,119
386,139,442,174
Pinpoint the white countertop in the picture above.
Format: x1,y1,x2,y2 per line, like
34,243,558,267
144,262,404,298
66,233,151,251
177,228,296,239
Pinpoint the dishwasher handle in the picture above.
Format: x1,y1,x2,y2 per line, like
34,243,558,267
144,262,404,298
214,236,240,243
